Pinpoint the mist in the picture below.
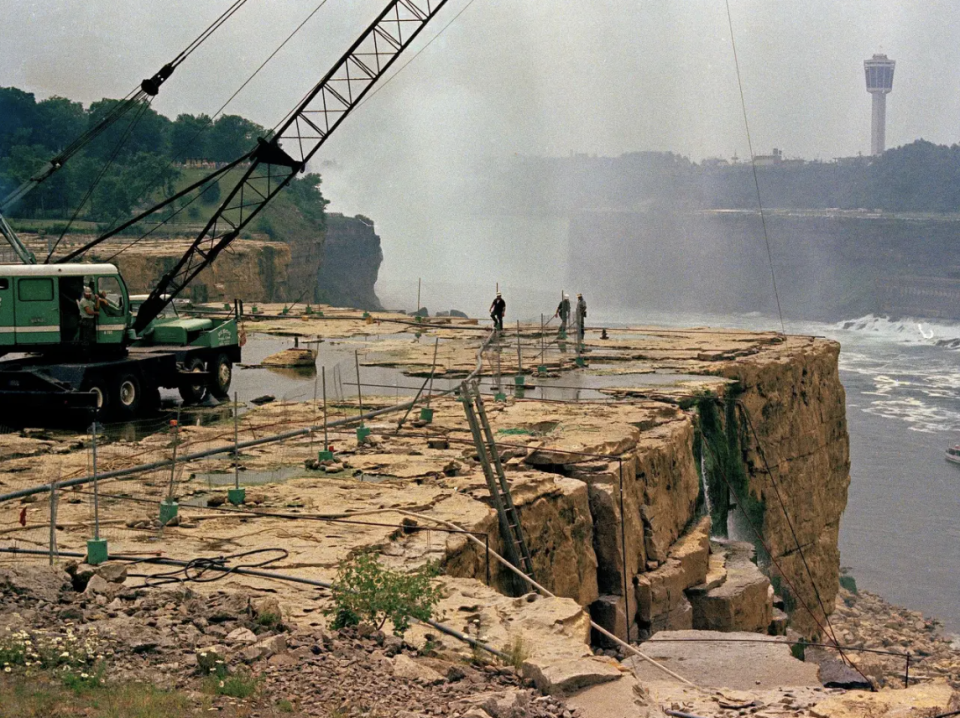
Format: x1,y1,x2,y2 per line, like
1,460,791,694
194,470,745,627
3,0,959,318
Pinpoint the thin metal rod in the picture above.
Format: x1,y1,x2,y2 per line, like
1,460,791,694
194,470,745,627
167,411,181,502
426,337,439,408
394,375,431,435
515,320,522,375
417,277,421,314
234,393,240,491
91,422,100,541
540,313,545,363
354,350,364,419
322,366,329,451
619,458,630,644
49,469,59,565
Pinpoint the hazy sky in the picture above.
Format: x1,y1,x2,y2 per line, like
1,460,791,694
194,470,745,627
3,1,959,294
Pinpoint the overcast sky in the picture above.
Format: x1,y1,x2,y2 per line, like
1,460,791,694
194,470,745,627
3,1,959,295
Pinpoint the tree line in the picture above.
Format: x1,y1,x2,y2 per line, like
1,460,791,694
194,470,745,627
484,141,960,214
0,85,327,227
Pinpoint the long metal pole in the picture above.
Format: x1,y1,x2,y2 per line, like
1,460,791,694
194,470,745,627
620,458,630,644
91,422,100,541
234,393,240,492
49,468,59,565
540,313,545,363
354,350,364,418
426,337,439,408
322,366,329,451
167,411,180,502
417,278,421,315
515,320,523,375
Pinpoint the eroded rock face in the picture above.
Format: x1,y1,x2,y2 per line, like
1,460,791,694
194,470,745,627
717,339,850,638
635,517,710,635
687,540,772,633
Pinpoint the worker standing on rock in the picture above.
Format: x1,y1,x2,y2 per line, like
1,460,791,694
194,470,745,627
489,292,506,332
575,293,587,343
554,293,570,338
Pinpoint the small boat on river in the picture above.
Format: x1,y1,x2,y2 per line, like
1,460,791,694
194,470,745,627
945,445,960,464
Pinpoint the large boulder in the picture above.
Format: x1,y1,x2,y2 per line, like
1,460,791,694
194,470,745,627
687,540,772,633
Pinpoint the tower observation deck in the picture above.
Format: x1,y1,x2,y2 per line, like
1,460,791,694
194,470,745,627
864,53,896,155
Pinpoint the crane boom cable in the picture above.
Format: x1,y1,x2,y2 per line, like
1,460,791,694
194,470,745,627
0,0,252,248
169,0,251,69
724,0,785,335
132,0,458,332
64,0,334,264
44,100,152,262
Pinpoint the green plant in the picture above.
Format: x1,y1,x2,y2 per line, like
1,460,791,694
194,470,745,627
256,612,282,630
277,699,295,713
502,633,530,672
0,627,108,687
206,671,258,699
325,552,443,636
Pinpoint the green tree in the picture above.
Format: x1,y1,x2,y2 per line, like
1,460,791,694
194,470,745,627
170,113,213,161
206,115,264,162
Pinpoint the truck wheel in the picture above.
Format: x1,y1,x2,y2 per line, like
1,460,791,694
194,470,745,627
179,356,207,404
210,353,232,399
81,379,109,415
114,373,141,418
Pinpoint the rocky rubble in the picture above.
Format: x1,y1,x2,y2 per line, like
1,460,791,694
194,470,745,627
821,587,960,690
0,564,581,717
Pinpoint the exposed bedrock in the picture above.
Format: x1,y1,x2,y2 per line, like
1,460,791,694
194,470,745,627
715,338,850,638
442,336,848,644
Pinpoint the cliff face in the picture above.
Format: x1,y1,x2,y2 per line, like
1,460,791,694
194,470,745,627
716,338,851,638
318,213,384,310
106,239,291,304
567,208,960,321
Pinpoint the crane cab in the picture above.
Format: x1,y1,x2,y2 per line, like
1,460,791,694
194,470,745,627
0,264,130,356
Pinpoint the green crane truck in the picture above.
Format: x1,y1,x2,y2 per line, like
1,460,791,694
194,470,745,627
0,0,454,421
0,263,239,418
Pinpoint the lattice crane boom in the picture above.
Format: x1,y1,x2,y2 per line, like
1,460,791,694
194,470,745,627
129,0,453,333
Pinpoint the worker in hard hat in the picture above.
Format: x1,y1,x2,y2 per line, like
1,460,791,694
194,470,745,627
575,293,587,343
489,292,506,332
554,293,570,337
78,285,99,357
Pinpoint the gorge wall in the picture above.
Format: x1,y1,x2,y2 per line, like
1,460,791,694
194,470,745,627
440,334,849,642
567,208,960,321
24,210,384,309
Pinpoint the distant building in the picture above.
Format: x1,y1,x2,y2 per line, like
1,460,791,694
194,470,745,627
753,148,783,166
864,53,896,155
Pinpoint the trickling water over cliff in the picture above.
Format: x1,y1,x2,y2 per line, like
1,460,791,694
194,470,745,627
440,332,849,643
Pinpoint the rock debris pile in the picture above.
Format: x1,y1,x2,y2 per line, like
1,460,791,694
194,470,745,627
0,564,579,718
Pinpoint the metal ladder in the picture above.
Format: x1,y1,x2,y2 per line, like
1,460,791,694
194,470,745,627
460,380,535,581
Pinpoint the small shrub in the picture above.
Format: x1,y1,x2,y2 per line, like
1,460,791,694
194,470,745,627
277,699,295,712
207,671,258,699
503,633,530,672
256,612,282,630
326,552,443,636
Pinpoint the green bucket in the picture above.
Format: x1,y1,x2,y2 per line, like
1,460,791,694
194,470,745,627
356,426,372,442
318,449,335,462
159,499,179,526
227,488,246,506
86,538,108,566
419,407,434,423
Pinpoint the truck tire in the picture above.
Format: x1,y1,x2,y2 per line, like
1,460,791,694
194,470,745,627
80,377,109,416
179,356,207,404
114,373,141,418
209,353,232,399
